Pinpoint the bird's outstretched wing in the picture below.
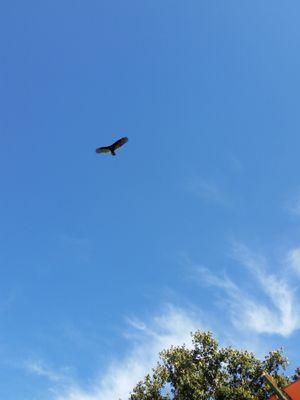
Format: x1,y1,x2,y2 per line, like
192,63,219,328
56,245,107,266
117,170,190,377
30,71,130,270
111,137,129,151
95,146,111,153
95,137,129,155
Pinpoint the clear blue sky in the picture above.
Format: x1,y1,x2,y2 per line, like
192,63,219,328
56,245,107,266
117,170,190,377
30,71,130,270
1,1,300,399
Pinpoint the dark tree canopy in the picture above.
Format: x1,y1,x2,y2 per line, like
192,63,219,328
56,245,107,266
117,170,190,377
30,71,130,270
129,331,297,400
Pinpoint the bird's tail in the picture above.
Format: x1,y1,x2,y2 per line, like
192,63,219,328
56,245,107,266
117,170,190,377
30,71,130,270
110,149,116,156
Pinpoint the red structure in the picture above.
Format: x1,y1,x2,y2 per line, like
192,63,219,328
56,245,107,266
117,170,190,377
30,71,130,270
268,379,300,400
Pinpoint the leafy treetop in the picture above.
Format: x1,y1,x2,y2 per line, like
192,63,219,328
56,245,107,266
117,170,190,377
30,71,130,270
129,331,297,400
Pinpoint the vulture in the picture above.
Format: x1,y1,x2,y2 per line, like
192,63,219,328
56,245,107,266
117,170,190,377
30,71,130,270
95,137,129,156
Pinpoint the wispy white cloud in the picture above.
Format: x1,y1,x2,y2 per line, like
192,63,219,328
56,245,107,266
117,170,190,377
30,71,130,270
287,248,300,276
285,191,300,217
197,244,300,337
47,305,202,400
24,359,68,383
187,177,228,206
24,244,300,399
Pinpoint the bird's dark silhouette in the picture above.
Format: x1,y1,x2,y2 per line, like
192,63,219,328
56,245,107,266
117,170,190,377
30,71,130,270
95,137,128,156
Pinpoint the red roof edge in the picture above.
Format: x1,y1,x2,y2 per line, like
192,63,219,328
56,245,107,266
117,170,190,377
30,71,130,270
269,379,300,400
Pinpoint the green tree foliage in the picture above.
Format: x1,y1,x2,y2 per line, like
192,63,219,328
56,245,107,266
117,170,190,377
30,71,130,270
129,331,295,400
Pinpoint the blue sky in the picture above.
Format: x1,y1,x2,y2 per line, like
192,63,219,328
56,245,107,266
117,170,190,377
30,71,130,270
1,1,300,399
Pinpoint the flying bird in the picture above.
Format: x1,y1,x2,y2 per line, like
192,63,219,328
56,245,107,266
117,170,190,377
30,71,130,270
95,137,129,156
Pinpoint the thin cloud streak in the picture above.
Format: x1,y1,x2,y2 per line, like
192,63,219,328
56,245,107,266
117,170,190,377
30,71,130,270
51,305,202,400
24,359,67,383
197,244,300,337
188,177,228,206
285,191,300,217
287,248,300,276
25,245,300,399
